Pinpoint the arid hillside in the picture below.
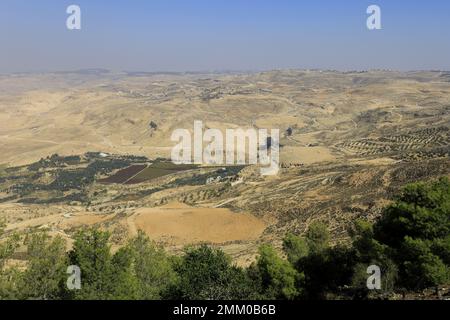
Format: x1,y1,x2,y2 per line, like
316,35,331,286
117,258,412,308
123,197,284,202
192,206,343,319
0,70,449,264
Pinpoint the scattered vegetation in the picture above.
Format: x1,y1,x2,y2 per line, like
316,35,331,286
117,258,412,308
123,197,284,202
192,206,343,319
125,161,199,184
0,153,149,204
0,177,448,300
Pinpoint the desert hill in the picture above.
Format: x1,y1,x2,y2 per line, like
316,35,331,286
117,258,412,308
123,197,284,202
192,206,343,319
0,70,449,264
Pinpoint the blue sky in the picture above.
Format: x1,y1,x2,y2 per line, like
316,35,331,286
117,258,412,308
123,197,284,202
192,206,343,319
1,0,449,72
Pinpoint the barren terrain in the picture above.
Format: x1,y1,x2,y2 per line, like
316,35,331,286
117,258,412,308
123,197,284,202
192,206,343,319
1,70,449,265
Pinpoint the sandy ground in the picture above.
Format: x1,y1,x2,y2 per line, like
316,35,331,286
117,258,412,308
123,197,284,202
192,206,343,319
281,146,336,164
130,202,266,245
1,203,114,233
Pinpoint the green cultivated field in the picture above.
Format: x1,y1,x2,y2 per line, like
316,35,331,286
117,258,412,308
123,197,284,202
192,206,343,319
126,161,199,184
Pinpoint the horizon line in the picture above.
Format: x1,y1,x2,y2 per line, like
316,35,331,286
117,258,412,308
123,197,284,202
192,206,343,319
1,67,450,76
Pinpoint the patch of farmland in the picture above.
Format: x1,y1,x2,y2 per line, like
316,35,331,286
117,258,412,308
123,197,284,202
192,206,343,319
131,202,266,245
98,165,147,184
125,162,198,184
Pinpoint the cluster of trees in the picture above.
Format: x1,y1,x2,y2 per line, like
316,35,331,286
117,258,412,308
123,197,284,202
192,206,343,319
0,177,449,300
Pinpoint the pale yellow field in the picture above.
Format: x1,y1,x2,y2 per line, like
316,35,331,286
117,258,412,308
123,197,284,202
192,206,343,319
131,202,266,245
129,204,265,245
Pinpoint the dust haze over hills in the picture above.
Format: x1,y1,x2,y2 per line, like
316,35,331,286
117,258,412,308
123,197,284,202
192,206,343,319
0,70,449,264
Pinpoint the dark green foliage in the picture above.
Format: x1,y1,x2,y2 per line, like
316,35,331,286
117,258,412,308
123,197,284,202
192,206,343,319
375,177,450,247
350,259,398,299
50,160,132,191
7,155,141,204
28,154,82,171
373,177,450,289
20,233,68,300
398,237,449,289
108,247,140,299
0,177,448,300
305,222,330,254
298,225,356,299
0,220,20,269
249,244,301,300
350,220,388,263
0,267,22,299
431,235,450,265
68,229,116,299
68,228,149,300
282,233,308,265
349,220,397,297
149,121,158,130
49,169,94,191
167,245,256,300
0,220,21,299
126,231,177,299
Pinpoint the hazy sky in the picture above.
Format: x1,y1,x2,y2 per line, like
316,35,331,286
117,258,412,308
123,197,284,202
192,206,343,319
1,0,449,73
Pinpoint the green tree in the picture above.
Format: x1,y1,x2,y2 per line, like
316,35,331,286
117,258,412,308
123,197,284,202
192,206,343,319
349,220,397,297
68,229,112,299
374,177,450,247
0,219,21,300
399,237,449,289
109,246,140,299
0,267,22,300
0,220,20,269
300,245,355,299
305,222,330,254
250,244,301,300
282,233,308,265
431,235,450,265
373,177,450,289
68,228,139,299
126,231,177,299
293,223,357,299
20,233,68,300
168,245,255,300
350,220,387,262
